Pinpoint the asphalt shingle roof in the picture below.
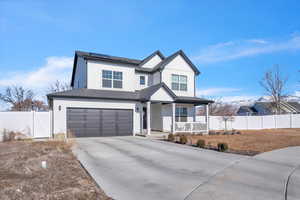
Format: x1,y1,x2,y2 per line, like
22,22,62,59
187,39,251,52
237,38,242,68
47,84,213,105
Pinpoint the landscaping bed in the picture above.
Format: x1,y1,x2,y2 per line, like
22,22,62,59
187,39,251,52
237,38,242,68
168,128,300,156
0,140,111,200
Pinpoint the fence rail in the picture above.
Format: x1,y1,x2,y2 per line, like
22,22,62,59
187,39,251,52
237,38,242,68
175,122,207,133
196,114,300,130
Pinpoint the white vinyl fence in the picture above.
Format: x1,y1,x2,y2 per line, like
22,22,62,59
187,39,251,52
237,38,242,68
0,111,52,138
197,114,300,130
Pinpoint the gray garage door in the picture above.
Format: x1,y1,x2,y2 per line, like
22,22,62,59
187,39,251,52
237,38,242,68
67,108,133,137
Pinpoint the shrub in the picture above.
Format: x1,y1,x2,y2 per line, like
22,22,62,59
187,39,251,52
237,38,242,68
168,133,175,141
217,143,229,152
209,131,215,135
196,139,205,148
236,131,241,135
179,135,188,144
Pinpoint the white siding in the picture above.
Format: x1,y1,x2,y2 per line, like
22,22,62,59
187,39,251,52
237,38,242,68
152,71,161,85
140,54,162,68
74,56,87,88
161,55,195,97
150,88,174,102
87,60,136,91
135,72,150,90
52,98,141,135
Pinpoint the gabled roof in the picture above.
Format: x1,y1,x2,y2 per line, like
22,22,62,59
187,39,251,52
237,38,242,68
75,51,141,65
47,84,213,105
139,83,177,101
151,50,201,75
237,106,258,114
138,50,165,67
47,88,140,101
287,102,300,112
71,50,201,86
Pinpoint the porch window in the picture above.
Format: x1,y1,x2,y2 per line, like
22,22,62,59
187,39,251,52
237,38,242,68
171,74,187,91
175,107,188,122
102,70,123,88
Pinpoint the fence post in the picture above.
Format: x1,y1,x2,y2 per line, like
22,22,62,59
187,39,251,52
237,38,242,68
261,115,264,129
32,110,35,138
290,114,292,128
274,115,277,129
246,115,249,130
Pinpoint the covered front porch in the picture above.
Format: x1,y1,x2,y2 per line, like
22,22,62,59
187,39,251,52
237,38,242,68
139,101,211,135
137,83,213,136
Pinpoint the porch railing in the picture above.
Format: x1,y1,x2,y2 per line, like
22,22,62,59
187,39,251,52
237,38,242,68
175,122,207,133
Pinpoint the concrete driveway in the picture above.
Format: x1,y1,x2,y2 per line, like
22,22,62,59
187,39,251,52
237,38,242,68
73,136,300,200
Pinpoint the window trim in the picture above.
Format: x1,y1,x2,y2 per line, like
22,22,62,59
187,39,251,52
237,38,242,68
102,70,123,89
171,74,187,91
175,107,188,122
140,76,145,85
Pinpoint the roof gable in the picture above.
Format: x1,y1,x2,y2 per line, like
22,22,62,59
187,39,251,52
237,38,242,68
152,50,200,75
139,50,165,68
139,83,176,101
151,87,174,102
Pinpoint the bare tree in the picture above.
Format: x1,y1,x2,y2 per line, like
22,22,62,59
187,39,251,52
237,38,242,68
260,65,288,114
0,86,48,111
48,80,71,93
0,86,34,111
197,98,237,116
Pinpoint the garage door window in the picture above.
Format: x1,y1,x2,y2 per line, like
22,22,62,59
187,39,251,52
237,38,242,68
102,70,123,88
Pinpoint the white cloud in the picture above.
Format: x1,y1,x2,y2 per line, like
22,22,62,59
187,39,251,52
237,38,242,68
193,35,300,63
0,56,73,99
247,39,268,44
295,91,300,97
197,87,241,96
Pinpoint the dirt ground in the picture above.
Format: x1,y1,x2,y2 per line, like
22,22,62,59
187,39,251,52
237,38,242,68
187,128,300,155
0,140,111,200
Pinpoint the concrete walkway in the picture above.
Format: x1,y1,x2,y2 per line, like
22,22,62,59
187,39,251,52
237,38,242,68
73,137,300,200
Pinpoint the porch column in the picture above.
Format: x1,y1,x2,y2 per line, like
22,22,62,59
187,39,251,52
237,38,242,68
193,106,196,122
205,104,210,134
147,101,151,135
172,103,176,134
139,103,143,135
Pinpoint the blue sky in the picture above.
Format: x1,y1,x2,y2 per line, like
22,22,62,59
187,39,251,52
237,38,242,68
0,0,299,102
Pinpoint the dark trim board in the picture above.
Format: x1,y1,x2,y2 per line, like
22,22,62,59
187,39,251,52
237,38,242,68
66,107,134,137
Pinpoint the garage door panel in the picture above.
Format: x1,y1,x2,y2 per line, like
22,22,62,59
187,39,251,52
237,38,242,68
67,108,132,137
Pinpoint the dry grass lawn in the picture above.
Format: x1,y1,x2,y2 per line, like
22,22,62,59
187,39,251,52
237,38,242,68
0,140,111,200
187,128,300,155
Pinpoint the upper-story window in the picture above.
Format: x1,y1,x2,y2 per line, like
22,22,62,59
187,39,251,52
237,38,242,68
171,74,187,91
140,76,145,85
102,70,123,88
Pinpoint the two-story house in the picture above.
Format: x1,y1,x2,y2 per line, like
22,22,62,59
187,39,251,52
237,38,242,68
47,50,213,137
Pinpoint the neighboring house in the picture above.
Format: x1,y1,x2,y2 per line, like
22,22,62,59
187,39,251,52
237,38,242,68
47,50,213,137
236,106,258,116
237,102,300,116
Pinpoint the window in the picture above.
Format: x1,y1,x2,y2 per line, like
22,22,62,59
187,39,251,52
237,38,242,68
102,70,123,88
140,76,145,85
175,107,188,122
171,74,187,91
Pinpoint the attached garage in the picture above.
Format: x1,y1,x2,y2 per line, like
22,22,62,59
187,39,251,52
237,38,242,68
67,108,133,137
